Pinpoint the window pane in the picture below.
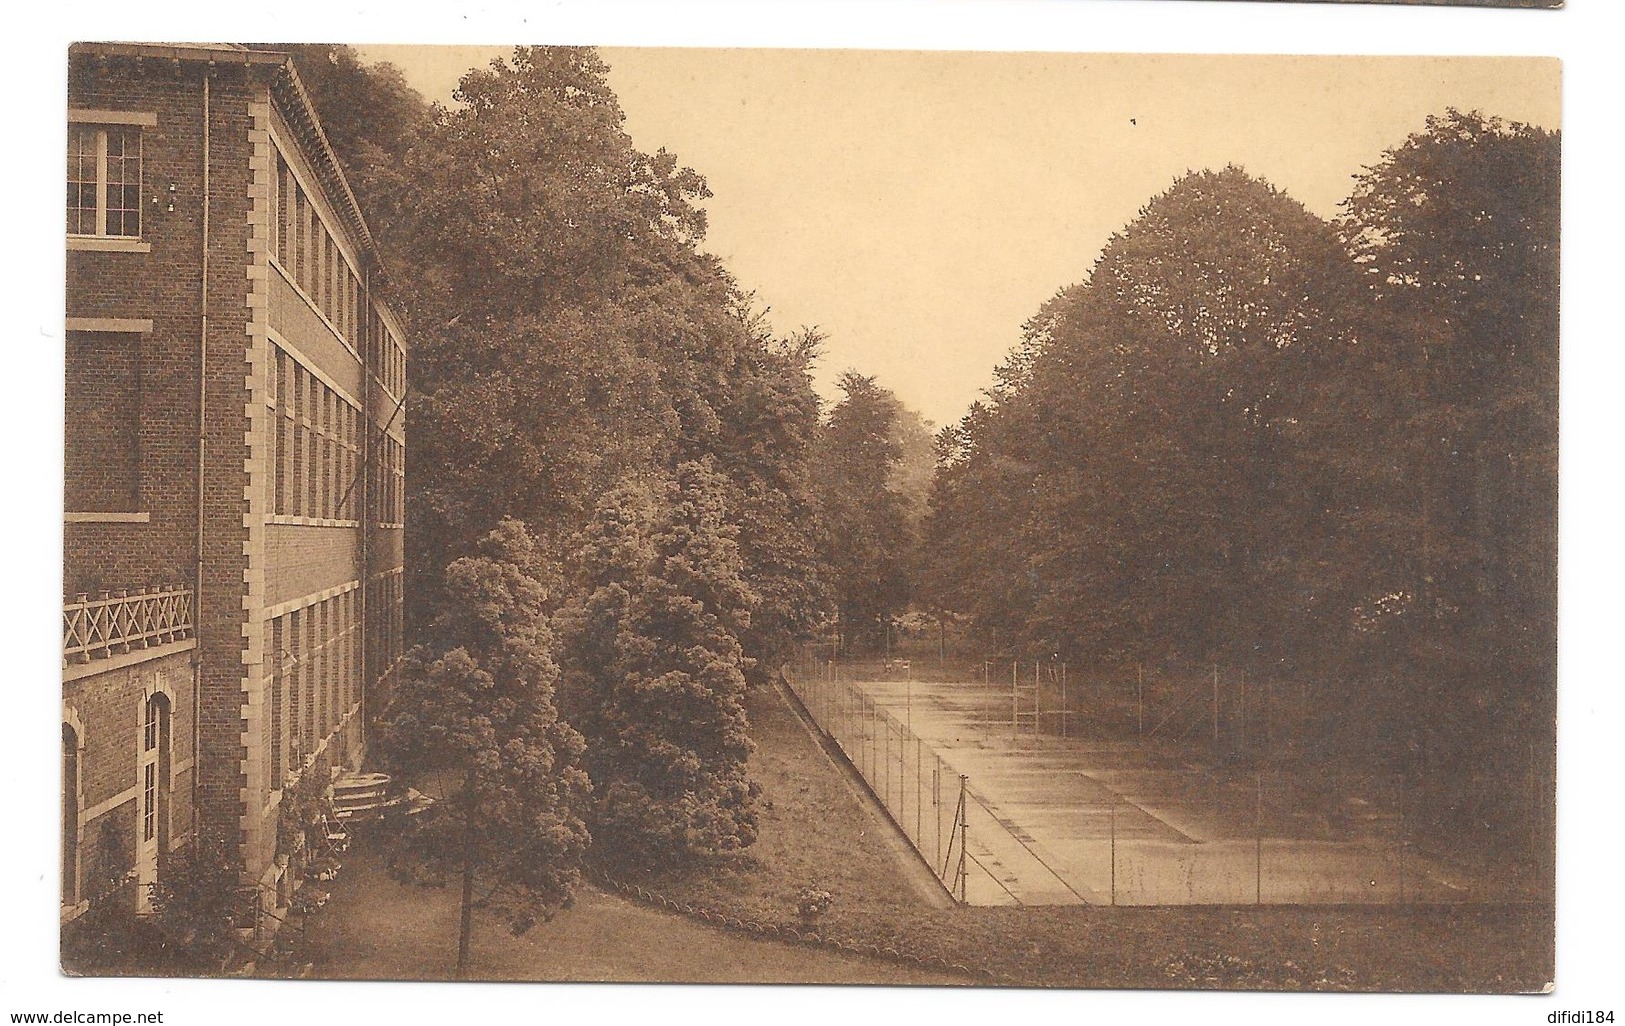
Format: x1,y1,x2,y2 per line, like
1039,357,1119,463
66,125,97,234
105,128,141,238
143,763,156,841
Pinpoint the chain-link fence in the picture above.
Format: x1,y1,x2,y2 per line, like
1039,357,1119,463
1073,767,1427,905
785,654,1544,906
784,658,1035,904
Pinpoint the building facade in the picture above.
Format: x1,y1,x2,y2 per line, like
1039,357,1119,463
63,42,406,928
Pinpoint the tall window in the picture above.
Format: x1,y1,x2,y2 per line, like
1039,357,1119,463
136,693,169,915
67,123,142,238
142,697,161,843
62,724,80,905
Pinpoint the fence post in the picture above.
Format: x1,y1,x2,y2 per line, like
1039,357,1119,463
915,736,923,846
892,719,900,821
957,774,969,903
886,715,893,811
872,699,878,787
1137,664,1145,735
1035,660,1041,733
1255,767,1263,905
934,759,942,871
1212,664,1220,746
1060,662,1068,739
1110,798,1117,906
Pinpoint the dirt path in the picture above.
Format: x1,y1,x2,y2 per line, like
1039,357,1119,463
301,847,966,985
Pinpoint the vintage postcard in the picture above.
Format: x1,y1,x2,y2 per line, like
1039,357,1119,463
56,40,1559,1007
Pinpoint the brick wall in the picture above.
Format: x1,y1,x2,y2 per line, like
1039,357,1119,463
63,649,195,905
66,54,257,871
64,332,140,513
66,48,408,902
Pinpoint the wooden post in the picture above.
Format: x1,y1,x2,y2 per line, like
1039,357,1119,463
915,737,923,845
1034,660,1041,733
934,760,942,871
894,719,902,824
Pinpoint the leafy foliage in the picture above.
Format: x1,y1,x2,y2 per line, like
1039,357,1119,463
148,836,244,972
921,116,1557,849
286,46,827,681
926,167,1361,665
1333,110,1558,806
557,461,760,866
811,373,920,652
378,519,591,968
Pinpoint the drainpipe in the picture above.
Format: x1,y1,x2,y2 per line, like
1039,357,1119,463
191,68,210,851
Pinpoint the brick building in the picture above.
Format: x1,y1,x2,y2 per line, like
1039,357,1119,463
63,42,406,929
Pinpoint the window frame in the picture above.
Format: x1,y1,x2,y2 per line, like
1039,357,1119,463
67,109,156,253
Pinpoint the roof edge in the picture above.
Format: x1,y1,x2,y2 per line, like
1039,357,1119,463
70,41,288,66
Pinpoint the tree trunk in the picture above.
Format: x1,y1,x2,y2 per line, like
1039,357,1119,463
456,768,477,980
456,849,474,978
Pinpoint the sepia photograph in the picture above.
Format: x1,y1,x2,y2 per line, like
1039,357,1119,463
54,39,1563,996
20,0,1625,1017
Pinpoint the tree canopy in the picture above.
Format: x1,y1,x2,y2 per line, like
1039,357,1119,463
287,46,828,682
811,372,921,653
377,519,592,974
556,461,759,865
920,116,1557,847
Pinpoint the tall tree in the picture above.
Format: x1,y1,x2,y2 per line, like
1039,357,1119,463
556,461,760,866
812,373,918,653
708,322,832,679
271,44,433,235
925,168,1361,667
377,519,591,977
1337,110,1558,818
288,47,827,670
919,297,1060,649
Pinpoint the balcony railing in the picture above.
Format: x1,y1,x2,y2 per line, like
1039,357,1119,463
63,586,194,665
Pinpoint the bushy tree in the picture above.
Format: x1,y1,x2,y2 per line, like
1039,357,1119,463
146,836,243,973
918,306,1055,649
287,47,827,674
811,373,918,653
556,461,759,867
378,519,591,976
924,167,1362,666
710,323,833,680
1336,110,1558,822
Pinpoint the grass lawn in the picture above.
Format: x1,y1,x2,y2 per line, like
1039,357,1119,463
298,840,964,985
611,680,1554,992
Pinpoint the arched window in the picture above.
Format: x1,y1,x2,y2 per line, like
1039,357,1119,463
62,723,80,906
136,693,170,912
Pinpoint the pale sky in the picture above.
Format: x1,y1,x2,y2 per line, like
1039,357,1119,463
379,48,1560,427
